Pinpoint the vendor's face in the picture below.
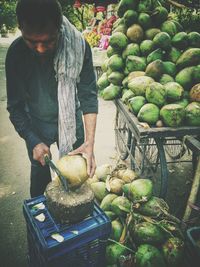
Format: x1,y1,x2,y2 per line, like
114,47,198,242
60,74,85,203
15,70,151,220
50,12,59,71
20,22,60,56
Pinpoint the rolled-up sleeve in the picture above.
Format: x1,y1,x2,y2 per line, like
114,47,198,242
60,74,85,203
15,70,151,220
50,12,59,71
77,40,98,114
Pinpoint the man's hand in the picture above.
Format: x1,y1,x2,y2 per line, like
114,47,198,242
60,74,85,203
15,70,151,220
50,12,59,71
33,143,51,166
68,141,96,178
69,113,97,177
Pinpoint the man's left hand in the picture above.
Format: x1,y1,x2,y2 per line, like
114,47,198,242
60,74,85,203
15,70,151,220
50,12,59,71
68,141,96,178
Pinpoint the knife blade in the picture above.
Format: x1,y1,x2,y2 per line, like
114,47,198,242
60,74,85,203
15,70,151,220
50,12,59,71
44,154,68,192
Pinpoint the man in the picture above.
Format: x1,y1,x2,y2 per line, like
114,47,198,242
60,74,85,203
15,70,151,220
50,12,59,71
6,0,98,197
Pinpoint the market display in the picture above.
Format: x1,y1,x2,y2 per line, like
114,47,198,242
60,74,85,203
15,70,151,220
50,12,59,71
97,0,200,127
83,4,118,48
88,163,185,267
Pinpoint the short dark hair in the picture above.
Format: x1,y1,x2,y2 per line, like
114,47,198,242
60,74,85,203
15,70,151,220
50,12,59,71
16,0,63,31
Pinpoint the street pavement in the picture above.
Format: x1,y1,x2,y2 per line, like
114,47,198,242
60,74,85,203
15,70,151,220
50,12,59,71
0,34,197,267
0,35,116,267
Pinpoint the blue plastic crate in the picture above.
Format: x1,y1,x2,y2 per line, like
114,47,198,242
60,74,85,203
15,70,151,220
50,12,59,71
23,195,111,267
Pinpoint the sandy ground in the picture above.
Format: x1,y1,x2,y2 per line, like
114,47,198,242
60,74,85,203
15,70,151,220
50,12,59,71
0,34,198,267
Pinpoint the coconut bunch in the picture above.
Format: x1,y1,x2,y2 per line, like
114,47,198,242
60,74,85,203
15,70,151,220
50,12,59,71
88,163,138,201
88,163,185,267
97,0,200,127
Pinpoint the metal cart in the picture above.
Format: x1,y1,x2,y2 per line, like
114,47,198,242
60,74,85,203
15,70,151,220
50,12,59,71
114,99,200,199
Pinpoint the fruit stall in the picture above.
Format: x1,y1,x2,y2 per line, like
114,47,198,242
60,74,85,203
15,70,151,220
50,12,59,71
95,0,200,266
78,0,119,74
23,1,200,267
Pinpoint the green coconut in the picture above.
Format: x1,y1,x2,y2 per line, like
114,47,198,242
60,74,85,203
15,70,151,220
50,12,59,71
128,76,155,96
110,219,123,241
97,72,110,90
189,84,200,102
128,178,153,203
102,84,121,100
164,82,184,102
122,89,135,104
135,244,167,267
185,102,200,126
100,193,118,211
122,43,140,59
137,103,160,125
162,237,184,267
159,74,174,85
111,196,131,216
90,181,108,202
128,96,146,115
145,82,166,107
135,196,169,217
106,243,128,265
105,211,117,221
140,40,155,56
160,104,185,127
109,32,128,51
133,222,165,245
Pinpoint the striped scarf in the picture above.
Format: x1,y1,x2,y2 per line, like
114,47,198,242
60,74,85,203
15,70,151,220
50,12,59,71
54,16,85,157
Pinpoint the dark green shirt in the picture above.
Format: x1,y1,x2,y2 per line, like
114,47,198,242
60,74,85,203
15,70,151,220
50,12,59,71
6,37,98,150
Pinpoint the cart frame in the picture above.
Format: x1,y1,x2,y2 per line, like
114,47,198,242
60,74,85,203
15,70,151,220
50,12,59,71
114,99,200,199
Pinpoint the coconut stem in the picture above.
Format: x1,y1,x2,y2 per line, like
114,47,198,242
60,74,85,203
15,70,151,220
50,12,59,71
119,224,127,244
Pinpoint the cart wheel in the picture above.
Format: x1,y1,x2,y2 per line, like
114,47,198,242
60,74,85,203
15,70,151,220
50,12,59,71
165,137,187,160
130,137,168,198
115,109,131,160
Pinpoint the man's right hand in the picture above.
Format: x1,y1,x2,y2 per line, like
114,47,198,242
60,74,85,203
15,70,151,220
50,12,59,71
33,143,51,166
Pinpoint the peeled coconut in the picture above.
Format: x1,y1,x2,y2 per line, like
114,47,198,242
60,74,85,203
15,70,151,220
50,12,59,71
107,177,125,195
56,155,88,189
113,169,126,179
95,164,112,181
121,169,138,183
86,174,99,185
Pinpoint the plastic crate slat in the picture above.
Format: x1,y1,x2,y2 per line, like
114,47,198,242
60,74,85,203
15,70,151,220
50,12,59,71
23,195,111,266
24,198,110,250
